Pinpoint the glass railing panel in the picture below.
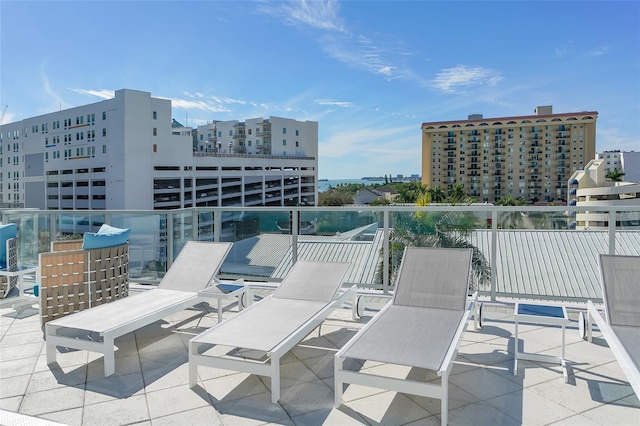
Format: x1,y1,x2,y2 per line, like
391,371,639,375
109,213,167,283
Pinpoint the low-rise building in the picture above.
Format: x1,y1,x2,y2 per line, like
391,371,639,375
0,89,318,210
568,159,640,230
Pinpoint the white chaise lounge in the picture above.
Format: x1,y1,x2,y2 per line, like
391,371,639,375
189,260,356,403
46,241,232,376
586,254,640,397
334,247,476,425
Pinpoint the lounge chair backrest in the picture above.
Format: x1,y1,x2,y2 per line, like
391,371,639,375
272,260,351,302
158,241,232,292
599,254,640,327
392,247,472,311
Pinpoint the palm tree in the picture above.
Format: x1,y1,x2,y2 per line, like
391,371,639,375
605,168,625,185
428,186,446,203
375,187,490,290
496,196,526,229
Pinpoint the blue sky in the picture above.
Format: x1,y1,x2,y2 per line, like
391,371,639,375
1,1,639,179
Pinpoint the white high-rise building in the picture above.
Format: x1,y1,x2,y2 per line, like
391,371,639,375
597,150,640,183
0,89,318,210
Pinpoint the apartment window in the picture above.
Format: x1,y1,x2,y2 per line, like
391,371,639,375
283,139,286,146
153,128,157,136
102,128,107,137
295,141,299,147
102,111,106,120
153,144,157,152
248,129,252,135
283,128,286,134
102,145,107,154
229,130,232,136
153,111,157,119
295,130,299,136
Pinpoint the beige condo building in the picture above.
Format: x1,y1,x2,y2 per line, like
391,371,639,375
421,106,597,204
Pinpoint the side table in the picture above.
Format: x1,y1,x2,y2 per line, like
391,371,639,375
514,302,570,382
199,282,254,323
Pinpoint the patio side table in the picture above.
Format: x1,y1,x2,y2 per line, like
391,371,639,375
199,282,254,323
514,302,570,382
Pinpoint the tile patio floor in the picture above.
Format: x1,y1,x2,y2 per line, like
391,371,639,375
0,291,638,425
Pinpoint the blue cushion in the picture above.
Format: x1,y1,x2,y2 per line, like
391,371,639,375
82,224,130,250
0,223,18,266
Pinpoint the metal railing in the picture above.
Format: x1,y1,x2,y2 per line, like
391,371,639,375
2,205,638,303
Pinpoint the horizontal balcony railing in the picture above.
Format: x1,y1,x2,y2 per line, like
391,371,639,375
1,205,639,304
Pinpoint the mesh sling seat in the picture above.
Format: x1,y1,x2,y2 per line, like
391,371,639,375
334,247,476,426
189,260,356,403
46,241,232,376
586,254,640,397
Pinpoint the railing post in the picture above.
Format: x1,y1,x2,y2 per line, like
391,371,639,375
608,210,616,255
383,210,390,294
292,209,298,265
167,211,174,269
491,209,498,301
192,209,199,242
213,209,221,242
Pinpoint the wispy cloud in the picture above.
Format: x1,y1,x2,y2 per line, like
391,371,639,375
315,99,355,108
430,65,503,94
259,0,346,32
42,62,69,110
587,46,609,56
69,88,115,99
165,97,231,113
259,1,426,86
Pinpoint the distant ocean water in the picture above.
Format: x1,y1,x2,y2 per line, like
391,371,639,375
318,178,386,192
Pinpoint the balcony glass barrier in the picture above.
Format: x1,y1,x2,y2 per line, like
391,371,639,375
1,205,638,303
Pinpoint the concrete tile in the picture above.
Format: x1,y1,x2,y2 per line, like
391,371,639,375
0,340,44,362
292,406,370,425
20,386,85,416
405,381,480,415
278,379,334,418
151,405,223,426
449,365,522,401
82,394,150,425
446,401,521,426
40,407,83,426
146,384,212,419
0,374,30,399
215,391,292,425
86,353,142,381
486,388,576,425
0,355,38,379
0,395,23,412
0,330,45,347
201,372,270,403
457,340,513,366
341,390,431,426
84,373,146,405
551,413,603,425
25,366,87,393
580,398,640,426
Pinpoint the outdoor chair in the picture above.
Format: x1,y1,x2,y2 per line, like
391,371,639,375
45,241,232,376
189,260,356,403
585,254,640,397
334,247,476,425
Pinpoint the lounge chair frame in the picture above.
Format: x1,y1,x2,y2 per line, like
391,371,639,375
45,241,232,376
334,247,477,426
189,261,357,403
586,254,640,397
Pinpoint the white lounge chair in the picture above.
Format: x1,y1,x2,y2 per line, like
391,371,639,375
189,260,356,403
585,254,640,397
45,241,232,376
334,247,476,425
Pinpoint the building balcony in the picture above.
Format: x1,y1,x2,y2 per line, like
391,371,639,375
232,133,246,139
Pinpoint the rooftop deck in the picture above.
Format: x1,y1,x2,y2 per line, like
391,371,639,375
1,292,638,426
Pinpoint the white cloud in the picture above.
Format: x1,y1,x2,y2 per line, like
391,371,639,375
42,63,69,109
260,0,346,33
69,88,115,99
597,127,640,152
587,46,609,56
430,65,503,94
167,97,231,113
315,99,355,108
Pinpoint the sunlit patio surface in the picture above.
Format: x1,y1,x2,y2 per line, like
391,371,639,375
1,290,638,426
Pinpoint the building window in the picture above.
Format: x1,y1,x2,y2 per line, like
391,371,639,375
283,128,286,134
102,128,107,137
153,144,157,152
153,111,157,119
295,130,299,136
102,111,106,120
153,128,157,136
103,145,107,154
295,141,299,147
283,139,286,146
